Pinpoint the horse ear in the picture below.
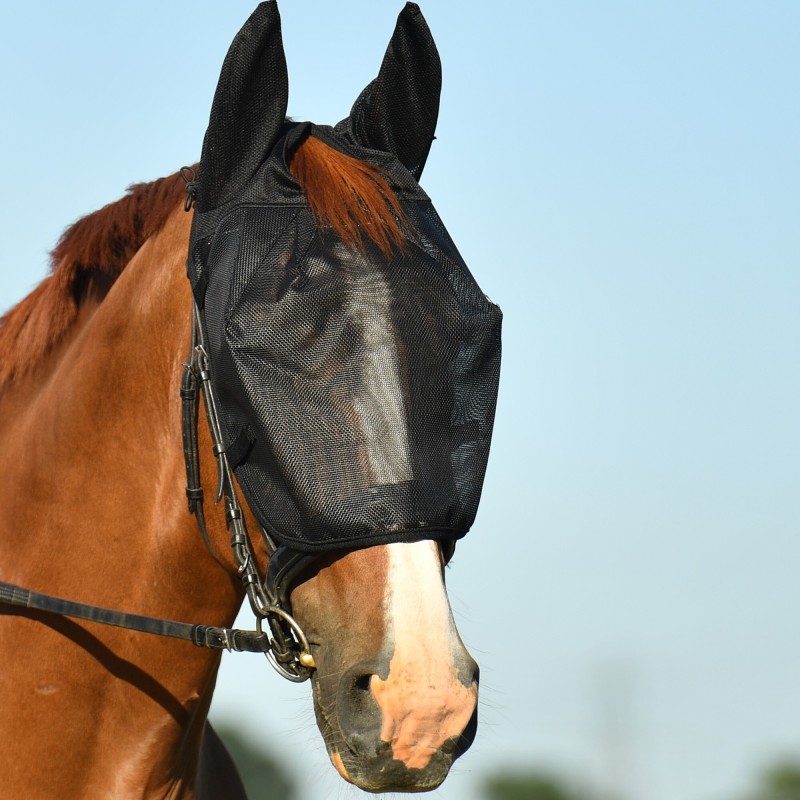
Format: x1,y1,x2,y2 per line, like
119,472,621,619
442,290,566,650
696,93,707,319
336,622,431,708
342,2,441,179
196,1,288,212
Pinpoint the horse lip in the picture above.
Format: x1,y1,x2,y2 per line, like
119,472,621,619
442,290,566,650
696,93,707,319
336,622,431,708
316,695,454,793
331,750,452,794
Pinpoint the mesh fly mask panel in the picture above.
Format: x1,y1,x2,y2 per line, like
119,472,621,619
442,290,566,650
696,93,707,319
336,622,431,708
188,3,501,553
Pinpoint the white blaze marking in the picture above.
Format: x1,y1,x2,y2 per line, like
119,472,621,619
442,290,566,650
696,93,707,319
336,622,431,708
370,541,477,770
385,540,454,660
336,243,412,485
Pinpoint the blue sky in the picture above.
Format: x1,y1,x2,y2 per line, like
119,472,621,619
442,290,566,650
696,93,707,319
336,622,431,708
1,3,798,799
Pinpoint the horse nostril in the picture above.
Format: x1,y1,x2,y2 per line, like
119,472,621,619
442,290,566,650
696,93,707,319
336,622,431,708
338,667,382,736
458,653,480,690
346,672,379,725
335,668,387,759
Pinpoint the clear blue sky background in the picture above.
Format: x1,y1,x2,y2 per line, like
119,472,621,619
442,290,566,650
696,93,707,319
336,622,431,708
1,3,798,799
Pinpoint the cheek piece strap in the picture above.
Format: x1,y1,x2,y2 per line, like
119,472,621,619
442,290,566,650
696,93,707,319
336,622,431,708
181,297,318,682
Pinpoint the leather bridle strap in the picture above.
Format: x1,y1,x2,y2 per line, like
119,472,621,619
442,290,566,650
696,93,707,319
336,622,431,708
182,299,317,682
0,580,269,653
180,305,219,564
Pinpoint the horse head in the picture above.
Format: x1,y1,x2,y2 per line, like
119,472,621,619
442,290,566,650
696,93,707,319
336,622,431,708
190,2,501,791
0,4,500,796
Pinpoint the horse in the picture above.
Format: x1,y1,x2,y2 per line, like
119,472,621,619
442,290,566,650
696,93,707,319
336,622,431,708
0,3,500,797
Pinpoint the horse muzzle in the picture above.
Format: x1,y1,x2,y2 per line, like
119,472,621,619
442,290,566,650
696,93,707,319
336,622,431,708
314,653,479,793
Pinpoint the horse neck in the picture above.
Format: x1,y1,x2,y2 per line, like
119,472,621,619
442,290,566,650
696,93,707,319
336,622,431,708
0,206,243,797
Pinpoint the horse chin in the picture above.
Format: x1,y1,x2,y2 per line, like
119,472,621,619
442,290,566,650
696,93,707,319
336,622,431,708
325,741,455,794
327,748,450,794
311,673,478,793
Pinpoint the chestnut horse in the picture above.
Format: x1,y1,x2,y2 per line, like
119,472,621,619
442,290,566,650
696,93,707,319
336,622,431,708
0,4,498,797
0,141,479,798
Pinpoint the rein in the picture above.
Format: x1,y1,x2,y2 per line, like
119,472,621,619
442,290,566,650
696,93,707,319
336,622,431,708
0,297,317,684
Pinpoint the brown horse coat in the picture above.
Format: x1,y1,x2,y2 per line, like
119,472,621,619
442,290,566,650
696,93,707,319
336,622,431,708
0,149,479,796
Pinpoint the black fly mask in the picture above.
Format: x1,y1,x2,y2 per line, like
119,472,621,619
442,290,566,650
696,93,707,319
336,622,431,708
188,1,501,554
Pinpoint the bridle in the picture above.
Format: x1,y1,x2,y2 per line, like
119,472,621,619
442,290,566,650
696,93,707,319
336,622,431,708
180,298,318,682
0,294,318,684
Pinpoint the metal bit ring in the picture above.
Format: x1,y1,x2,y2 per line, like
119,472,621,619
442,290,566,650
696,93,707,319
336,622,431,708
257,606,315,683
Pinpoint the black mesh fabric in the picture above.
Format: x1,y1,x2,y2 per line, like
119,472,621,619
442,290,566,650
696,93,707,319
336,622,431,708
334,2,441,180
188,2,502,553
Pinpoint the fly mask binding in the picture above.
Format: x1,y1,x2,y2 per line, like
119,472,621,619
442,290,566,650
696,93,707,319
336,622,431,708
186,1,501,573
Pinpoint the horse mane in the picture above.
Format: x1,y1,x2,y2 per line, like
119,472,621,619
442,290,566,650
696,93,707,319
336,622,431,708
0,135,404,388
288,135,406,258
0,171,189,387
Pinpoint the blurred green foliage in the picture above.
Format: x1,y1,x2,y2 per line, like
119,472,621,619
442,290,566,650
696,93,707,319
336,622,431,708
214,724,297,800
741,760,800,800
481,758,800,800
482,769,587,800
210,725,800,800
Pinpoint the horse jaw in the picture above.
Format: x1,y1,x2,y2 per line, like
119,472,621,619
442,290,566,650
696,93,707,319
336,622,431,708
292,540,478,793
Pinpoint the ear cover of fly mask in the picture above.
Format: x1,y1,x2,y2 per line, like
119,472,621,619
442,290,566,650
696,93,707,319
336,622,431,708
335,2,441,179
195,1,289,215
